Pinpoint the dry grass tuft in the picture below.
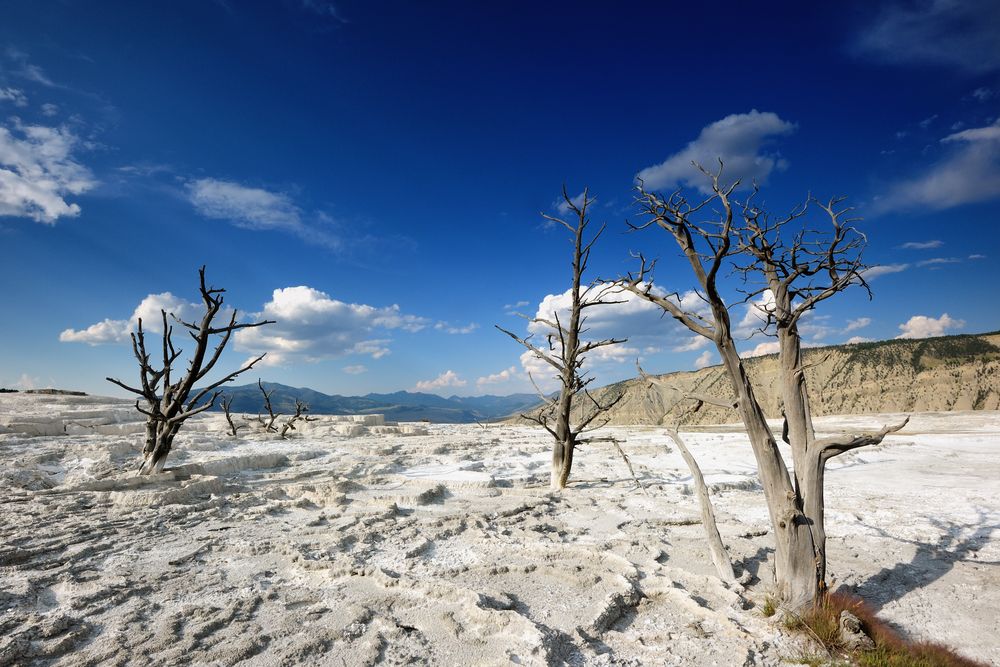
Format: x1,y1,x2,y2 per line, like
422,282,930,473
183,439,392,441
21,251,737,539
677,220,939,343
783,590,986,667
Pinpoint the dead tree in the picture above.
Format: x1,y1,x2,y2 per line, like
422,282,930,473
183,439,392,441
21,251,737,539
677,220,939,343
620,163,907,610
638,364,736,583
221,395,247,438
107,267,274,474
256,379,281,432
498,187,626,490
280,399,314,438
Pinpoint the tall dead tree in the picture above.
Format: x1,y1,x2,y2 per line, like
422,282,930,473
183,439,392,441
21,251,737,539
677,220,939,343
498,187,626,490
620,163,907,610
107,267,274,475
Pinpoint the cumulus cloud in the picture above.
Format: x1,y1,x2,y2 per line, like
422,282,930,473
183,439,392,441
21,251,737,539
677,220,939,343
59,293,201,345
62,284,433,368
637,110,795,193
235,286,429,365
874,120,1000,212
737,289,777,335
896,313,965,339
862,263,910,279
476,365,523,389
673,335,712,353
852,0,1000,74
845,336,871,344
415,370,466,393
0,120,96,223
900,240,943,249
844,317,872,333
187,178,340,250
694,350,715,369
745,341,780,358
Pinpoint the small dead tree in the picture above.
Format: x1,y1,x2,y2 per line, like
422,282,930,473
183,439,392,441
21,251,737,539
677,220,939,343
498,187,626,490
256,379,281,432
220,395,247,438
280,399,314,438
620,163,907,610
107,267,273,475
638,364,737,583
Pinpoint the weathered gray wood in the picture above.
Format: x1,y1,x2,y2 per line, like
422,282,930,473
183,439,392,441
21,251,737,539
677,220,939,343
106,266,274,475
497,187,626,490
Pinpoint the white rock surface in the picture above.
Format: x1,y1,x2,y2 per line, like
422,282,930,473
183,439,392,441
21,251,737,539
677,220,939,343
0,393,997,665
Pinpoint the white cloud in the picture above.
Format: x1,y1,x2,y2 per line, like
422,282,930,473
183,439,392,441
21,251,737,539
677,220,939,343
844,317,872,333
852,0,1000,74
59,293,200,345
694,350,714,369
504,300,530,312
896,313,965,339
969,253,987,260
0,120,96,223
637,110,795,193
188,178,302,231
745,341,780,357
415,370,466,393
476,365,522,388
5,47,56,87
900,240,943,249
40,103,58,117
235,286,429,365
916,257,961,267
434,321,479,335
187,178,340,250
343,364,367,375
553,190,588,215
862,263,910,279
62,285,431,367
0,87,27,107
673,335,711,353
737,289,776,335
874,120,1000,212
845,336,871,344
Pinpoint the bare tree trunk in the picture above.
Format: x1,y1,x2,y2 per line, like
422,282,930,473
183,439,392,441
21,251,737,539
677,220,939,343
668,427,736,583
716,337,819,609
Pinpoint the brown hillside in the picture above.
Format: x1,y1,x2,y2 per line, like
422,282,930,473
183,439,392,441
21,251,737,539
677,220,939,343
542,331,1000,426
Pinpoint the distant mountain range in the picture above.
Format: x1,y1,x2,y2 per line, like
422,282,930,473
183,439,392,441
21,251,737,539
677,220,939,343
212,383,540,423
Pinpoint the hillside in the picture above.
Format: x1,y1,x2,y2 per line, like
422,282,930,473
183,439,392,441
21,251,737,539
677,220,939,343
557,331,1000,426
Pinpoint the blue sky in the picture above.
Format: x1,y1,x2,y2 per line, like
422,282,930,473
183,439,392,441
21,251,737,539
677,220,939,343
1,1,998,397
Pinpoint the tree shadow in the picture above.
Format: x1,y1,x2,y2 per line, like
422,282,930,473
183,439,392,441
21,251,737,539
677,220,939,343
846,508,1000,612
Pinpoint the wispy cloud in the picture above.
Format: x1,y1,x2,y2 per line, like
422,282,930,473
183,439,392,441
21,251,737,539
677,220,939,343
852,0,1000,74
343,364,367,375
434,321,479,335
0,87,28,107
637,110,795,193
899,240,943,249
5,47,56,87
186,178,340,250
916,257,961,267
862,263,910,279
873,120,1000,212
0,119,96,223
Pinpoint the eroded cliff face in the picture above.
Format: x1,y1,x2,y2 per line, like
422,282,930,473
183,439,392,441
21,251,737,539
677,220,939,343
544,332,1000,426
